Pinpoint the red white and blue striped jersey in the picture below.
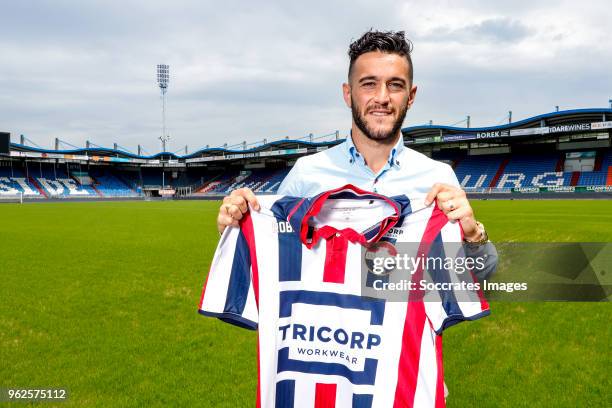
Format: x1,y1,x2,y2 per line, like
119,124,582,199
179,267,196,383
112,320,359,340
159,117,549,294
198,184,489,408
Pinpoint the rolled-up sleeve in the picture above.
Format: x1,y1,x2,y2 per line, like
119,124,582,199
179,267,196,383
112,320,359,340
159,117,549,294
465,242,498,281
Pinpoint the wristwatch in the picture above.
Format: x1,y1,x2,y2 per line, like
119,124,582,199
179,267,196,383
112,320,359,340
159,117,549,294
464,221,488,245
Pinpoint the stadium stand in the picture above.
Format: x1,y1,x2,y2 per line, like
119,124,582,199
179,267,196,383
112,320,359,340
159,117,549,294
494,153,562,189
577,150,612,186
0,162,139,198
454,155,507,189
2,108,611,201
88,167,139,197
223,168,284,194
453,150,612,191
4,149,612,200
0,166,42,197
255,168,290,193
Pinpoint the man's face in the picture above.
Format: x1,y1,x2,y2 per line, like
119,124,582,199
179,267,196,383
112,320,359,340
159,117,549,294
343,51,417,142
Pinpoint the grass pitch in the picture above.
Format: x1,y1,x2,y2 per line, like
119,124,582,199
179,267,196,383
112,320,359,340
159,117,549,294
0,200,610,407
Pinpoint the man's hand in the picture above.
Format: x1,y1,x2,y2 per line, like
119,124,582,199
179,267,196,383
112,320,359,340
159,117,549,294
424,183,481,241
216,188,260,235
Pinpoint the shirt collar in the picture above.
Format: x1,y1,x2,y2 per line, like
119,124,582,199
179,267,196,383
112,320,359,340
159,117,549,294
344,132,405,169
274,184,411,249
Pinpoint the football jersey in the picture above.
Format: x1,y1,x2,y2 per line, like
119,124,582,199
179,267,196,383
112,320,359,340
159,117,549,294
198,184,489,408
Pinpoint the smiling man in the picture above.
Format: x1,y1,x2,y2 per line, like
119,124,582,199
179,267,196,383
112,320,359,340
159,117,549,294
213,29,497,406
218,30,494,260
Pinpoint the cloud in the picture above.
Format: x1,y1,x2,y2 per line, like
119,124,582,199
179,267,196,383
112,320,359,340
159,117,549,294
0,0,610,152
421,18,532,44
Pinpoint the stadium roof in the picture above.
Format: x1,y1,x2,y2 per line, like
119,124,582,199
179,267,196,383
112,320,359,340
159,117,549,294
6,107,612,160
402,108,612,138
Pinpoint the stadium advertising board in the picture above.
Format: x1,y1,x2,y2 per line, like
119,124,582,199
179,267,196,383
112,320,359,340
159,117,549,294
544,186,575,193
10,151,40,158
0,132,9,154
566,151,596,159
10,151,88,161
413,135,443,144
411,120,610,145
62,154,88,160
509,127,548,136
186,147,308,162
548,123,591,133
185,156,217,163
475,130,510,139
590,121,612,130
586,185,612,192
513,187,540,193
443,134,475,142
511,186,581,193
414,136,434,144
509,121,610,137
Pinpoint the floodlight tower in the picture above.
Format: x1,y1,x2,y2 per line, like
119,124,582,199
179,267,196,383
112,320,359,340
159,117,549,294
157,64,170,152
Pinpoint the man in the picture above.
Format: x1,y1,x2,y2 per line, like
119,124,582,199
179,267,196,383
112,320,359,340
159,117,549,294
217,30,495,277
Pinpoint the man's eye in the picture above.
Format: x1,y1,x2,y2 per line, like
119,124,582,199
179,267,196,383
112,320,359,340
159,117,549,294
362,82,376,88
389,82,405,90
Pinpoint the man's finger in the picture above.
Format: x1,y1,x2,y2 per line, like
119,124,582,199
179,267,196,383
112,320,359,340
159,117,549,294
440,199,458,214
240,188,260,211
231,195,248,213
424,183,451,205
217,212,234,234
230,188,260,211
218,214,234,227
435,190,454,203
220,203,230,215
228,205,244,221
446,206,471,221
445,197,470,214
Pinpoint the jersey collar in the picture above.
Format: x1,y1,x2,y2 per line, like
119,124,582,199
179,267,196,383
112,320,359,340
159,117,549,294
280,184,411,249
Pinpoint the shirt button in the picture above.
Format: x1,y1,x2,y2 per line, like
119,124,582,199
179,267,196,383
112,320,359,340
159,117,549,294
335,233,341,237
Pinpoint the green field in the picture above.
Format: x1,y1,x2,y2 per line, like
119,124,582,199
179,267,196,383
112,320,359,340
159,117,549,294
0,200,610,407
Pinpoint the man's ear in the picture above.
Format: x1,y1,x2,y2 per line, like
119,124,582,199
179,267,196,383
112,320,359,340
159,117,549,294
407,84,417,109
342,82,352,108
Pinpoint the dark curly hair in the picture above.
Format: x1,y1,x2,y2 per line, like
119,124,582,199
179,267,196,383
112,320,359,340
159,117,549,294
348,30,414,83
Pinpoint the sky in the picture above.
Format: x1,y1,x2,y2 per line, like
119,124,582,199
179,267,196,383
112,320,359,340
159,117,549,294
1,0,610,154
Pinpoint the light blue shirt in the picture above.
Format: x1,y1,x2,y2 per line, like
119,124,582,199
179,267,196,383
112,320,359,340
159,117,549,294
277,134,497,279
278,134,460,199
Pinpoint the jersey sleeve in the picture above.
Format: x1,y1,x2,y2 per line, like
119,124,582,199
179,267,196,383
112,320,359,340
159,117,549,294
198,223,259,330
423,217,490,334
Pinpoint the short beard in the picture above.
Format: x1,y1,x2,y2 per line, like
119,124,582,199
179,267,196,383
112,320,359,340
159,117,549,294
351,102,408,142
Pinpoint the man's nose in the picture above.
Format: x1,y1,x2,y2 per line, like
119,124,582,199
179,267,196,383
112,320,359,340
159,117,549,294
373,84,390,104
